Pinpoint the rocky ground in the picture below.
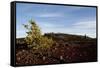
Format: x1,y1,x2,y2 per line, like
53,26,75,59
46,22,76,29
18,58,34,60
16,41,97,65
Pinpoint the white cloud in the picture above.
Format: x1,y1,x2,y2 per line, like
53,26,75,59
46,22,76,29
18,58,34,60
71,20,96,38
36,13,64,18
39,22,65,28
73,21,96,29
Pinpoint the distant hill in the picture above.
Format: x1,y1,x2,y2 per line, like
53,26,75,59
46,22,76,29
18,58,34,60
44,33,96,42
44,33,91,38
16,33,96,45
16,33,96,43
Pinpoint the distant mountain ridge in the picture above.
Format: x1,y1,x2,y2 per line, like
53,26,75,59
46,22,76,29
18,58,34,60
17,33,95,41
44,33,91,38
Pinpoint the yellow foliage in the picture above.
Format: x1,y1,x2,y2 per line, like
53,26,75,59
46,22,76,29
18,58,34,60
24,19,54,51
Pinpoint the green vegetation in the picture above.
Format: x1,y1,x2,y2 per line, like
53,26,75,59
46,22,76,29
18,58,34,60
23,20,54,56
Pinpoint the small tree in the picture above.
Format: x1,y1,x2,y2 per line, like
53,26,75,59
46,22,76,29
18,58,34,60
23,20,41,48
23,19,54,52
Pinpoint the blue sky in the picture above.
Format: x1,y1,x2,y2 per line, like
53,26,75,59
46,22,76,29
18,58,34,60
16,3,96,38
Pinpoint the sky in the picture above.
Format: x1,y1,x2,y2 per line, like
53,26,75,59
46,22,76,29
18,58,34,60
16,3,96,38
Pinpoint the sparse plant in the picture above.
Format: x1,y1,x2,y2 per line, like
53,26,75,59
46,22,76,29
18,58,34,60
23,19,54,56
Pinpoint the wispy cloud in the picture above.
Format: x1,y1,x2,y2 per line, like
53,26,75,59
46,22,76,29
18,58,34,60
35,13,64,18
70,20,96,38
38,22,65,28
73,20,96,29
